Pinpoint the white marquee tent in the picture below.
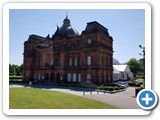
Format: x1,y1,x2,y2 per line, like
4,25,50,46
113,65,133,81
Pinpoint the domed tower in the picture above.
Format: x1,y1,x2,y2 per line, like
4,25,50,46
53,15,79,37
113,58,120,65
63,15,71,27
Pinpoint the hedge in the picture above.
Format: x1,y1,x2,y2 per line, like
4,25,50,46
9,76,23,79
97,86,125,91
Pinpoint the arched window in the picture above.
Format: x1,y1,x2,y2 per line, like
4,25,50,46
51,73,55,82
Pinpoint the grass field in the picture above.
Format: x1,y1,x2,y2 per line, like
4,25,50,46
9,87,118,109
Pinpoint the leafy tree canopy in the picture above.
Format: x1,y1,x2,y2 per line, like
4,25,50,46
9,64,23,76
127,58,144,77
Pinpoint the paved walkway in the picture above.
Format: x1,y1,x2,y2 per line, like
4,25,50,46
10,83,140,109
83,87,140,109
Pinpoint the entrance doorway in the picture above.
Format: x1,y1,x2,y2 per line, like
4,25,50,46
51,73,55,83
56,73,60,82
46,73,49,83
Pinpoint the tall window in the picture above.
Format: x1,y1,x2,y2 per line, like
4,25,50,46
54,53,60,67
110,58,112,67
86,74,91,83
34,73,36,80
79,57,82,66
36,56,41,67
106,57,108,67
106,57,110,67
78,73,81,82
67,73,71,82
51,59,53,66
69,58,72,67
87,56,91,65
73,73,76,82
102,56,104,65
36,57,38,67
88,39,92,44
74,57,77,66
26,73,28,79
108,58,110,67
38,73,41,80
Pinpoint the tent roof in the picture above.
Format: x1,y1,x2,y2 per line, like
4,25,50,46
113,67,121,74
113,65,128,72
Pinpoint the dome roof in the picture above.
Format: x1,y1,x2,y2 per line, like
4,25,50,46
54,15,79,37
113,58,120,65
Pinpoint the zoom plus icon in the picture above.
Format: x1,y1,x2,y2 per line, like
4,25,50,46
137,89,158,110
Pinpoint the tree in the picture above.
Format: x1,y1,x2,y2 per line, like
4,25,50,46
9,64,15,76
12,64,19,75
9,64,23,76
20,64,23,74
16,67,22,76
127,58,143,77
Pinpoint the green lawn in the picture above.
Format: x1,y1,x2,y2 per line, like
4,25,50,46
9,87,118,109
135,79,144,83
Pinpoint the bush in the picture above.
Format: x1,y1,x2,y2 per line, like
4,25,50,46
108,86,114,91
97,86,125,91
140,85,145,90
98,86,104,90
119,86,125,89
104,86,109,91
114,86,120,90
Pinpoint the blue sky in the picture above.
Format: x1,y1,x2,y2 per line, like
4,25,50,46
9,9,145,65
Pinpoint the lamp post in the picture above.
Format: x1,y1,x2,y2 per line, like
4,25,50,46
139,45,145,86
139,45,145,71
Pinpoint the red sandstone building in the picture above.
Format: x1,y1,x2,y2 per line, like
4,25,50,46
23,16,113,85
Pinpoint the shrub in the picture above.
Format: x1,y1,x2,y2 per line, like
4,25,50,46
98,86,104,90
108,86,114,91
98,86,125,91
104,86,109,91
114,86,120,90
119,86,125,89
140,85,145,90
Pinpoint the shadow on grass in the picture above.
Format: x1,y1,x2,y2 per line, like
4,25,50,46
9,82,96,92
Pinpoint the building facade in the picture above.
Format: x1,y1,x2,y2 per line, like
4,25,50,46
23,16,113,85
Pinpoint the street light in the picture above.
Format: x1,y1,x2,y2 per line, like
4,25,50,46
139,45,145,70
139,45,145,86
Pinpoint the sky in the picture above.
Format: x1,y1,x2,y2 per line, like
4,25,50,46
9,9,145,65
